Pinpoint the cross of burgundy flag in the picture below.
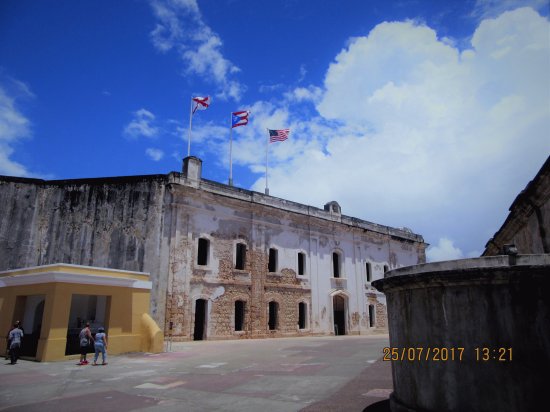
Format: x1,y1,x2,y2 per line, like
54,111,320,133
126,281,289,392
231,111,249,128
268,129,290,143
192,96,211,114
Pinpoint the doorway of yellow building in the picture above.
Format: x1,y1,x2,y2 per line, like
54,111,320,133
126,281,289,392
64,294,111,355
12,295,46,359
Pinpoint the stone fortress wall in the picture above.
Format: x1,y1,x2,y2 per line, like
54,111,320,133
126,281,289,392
0,157,426,340
484,155,550,256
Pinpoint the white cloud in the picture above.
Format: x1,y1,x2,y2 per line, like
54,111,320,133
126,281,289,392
145,147,165,161
285,86,323,103
123,109,159,139
0,78,33,176
0,146,29,176
0,84,32,144
426,238,465,262
259,83,284,93
239,7,549,256
472,0,549,19
298,64,307,83
149,0,244,101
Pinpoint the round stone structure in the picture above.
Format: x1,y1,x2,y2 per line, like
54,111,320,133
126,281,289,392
372,254,550,412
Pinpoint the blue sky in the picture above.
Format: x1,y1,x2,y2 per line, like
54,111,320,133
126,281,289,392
1,0,549,261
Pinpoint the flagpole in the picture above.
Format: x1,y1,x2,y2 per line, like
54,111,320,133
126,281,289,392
265,129,269,195
229,113,234,186
187,98,193,157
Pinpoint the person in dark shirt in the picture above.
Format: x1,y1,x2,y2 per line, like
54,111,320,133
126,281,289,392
78,322,94,365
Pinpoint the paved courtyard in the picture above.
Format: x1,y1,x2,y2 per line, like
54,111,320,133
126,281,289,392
0,335,392,412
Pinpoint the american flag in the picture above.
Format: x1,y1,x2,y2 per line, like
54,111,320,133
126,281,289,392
268,129,290,143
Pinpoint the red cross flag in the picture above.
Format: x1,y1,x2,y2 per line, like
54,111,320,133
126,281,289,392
192,96,211,114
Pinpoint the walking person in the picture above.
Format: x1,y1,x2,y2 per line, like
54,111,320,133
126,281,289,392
8,322,24,365
93,327,108,365
78,322,94,365
5,324,13,360
5,321,24,360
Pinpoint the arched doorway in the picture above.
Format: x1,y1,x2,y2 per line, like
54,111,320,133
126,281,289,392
333,295,346,335
193,299,207,341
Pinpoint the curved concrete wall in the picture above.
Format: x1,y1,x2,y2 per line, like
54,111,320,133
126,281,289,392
373,255,550,412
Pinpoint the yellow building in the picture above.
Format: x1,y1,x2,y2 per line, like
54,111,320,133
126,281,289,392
0,263,163,362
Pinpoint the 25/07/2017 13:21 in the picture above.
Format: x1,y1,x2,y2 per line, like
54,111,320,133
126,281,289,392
382,347,513,362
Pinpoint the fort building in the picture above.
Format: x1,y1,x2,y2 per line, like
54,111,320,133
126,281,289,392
0,157,426,360
483,155,550,256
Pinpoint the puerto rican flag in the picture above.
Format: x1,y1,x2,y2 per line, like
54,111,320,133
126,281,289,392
192,96,211,114
231,111,249,128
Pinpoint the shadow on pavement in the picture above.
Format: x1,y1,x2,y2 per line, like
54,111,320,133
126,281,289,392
363,399,390,412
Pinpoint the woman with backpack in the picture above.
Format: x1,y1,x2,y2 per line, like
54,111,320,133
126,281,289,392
78,322,94,365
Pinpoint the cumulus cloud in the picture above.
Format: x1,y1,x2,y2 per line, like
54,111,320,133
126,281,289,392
149,0,244,101
472,0,549,19
145,147,165,161
123,109,159,138
0,78,33,176
426,238,465,262
240,7,549,256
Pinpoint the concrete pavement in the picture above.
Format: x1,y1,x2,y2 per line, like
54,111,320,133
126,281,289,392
0,335,392,412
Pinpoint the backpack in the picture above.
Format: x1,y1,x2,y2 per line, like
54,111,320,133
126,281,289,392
79,328,89,346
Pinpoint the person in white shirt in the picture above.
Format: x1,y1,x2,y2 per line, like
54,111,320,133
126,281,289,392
8,322,24,365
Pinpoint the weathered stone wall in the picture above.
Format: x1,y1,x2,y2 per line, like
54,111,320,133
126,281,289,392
0,178,41,269
0,175,169,324
164,185,313,340
373,255,550,412
484,156,549,255
1,162,426,341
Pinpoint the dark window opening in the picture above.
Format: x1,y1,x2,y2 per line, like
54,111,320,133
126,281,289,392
235,301,245,331
298,302,306,329
197,238,209,266
193,299,207,340
333,295,346,335
298,252,305,275
268,301,278,330
268,248,278,272
235,243,246,270
65,294,109,356
383,265,389,273
366,263,372,282
333,252,340,278
368,304,375,327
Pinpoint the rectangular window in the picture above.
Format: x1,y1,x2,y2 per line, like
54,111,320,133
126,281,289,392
235,243,246,270
268,301,278,330
333,252,340,278
298,302,306,329
298,252,305,275
268,248,278,272
366,262,372,282
235,301,245,331
368,304,375,327
197,238,209,266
